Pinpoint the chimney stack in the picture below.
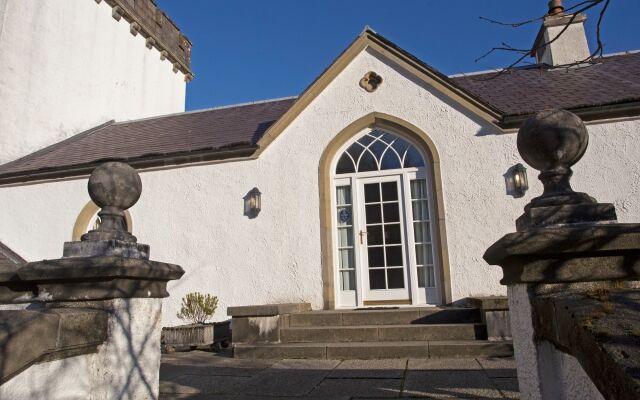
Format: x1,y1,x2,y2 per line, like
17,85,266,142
531,0,590,66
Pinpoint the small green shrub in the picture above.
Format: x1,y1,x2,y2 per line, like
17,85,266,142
177,292,218,324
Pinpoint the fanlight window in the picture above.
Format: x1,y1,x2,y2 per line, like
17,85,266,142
336,130,425,174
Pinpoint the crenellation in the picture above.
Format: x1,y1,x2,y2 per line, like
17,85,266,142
99,0,193,78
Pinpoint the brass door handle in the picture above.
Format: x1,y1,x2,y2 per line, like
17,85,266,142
359,230,368,244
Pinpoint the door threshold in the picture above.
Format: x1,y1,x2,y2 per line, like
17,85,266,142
363,299,412,306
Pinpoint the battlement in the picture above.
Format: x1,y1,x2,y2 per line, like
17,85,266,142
99,0,193,79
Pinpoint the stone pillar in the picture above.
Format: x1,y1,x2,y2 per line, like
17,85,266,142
0,162,183,400
484,110,640,400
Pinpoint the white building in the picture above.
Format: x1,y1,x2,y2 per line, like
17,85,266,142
0,0,638,327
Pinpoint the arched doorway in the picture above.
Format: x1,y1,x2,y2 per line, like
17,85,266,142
319,113,451,309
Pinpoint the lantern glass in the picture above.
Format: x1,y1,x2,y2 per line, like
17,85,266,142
513,163,528,195
244,187,261,218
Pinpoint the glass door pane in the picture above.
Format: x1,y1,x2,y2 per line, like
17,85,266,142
362,180,406,291
410,179,436,288
336,185,355,291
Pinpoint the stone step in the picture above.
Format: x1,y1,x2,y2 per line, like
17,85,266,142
234,340,513,360
287,307,481,327
280,324,485,343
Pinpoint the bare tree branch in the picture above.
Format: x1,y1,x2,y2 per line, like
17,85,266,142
471,0,610,81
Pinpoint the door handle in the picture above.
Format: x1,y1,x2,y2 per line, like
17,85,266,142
359,230,368,244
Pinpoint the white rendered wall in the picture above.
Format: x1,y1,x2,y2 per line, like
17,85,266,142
0,298,163,399
0,0,186,165
0,48,638,326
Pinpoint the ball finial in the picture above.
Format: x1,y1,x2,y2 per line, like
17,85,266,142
517,109,588,173
88,162,142,210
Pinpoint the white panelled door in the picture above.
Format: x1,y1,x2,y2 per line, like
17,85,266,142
357,175,410,302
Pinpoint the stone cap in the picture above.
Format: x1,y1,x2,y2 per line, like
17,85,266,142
533,288,640,400
0,308,108,384
0,257,184,303
227,303,312,317
0,264,33,303
484,223,640,285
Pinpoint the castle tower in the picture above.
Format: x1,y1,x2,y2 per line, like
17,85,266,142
0,0,193,164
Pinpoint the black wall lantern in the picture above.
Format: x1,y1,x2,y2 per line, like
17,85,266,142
244,187,262,219
512,163,529,196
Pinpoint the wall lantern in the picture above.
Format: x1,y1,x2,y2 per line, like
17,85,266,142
244,187,262,219
512,163,529,196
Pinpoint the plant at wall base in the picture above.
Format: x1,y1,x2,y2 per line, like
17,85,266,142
177,292,218,324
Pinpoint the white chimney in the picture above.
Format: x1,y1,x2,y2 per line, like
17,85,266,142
531,0,591,66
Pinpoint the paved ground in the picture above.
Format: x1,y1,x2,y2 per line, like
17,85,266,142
160,349,519,399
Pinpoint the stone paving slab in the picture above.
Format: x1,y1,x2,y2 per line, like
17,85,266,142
329,359,407,378
159,351,519,399
310,378,402,398
408,358,482,370
404,370,503,399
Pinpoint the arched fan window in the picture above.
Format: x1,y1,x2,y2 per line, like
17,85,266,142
335,130,425,174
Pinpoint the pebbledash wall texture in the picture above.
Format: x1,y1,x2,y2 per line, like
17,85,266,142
0,0,187,165
0,48,638,326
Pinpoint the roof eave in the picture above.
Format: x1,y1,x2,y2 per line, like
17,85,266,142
0,145,259,186
499,100,640,129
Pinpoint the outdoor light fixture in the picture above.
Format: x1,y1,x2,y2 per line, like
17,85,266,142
512,163,529,196
244,187,262,219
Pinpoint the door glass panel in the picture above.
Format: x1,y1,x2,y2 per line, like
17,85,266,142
386,246,403,266
404,147,425,168
381,182,398,201
337,207,352,226
380,150,402,170
412,200,429,220
336,185,355,291
369,269,386,289
336,153,355,174
358,151,377,172
365,204,382,223
383,203,399,222
387,268,405,289
368,247,385,268
384,224,401,244
410,179,436,288
338,228,353,247
339,248,353,268
364,183,380,203
341,270,356,291
413,222,431,242
347,143,365,161
367,225,383,245
335,130,426,175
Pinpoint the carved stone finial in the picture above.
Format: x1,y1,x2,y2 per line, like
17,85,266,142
82,162,142,243
515,109,616,230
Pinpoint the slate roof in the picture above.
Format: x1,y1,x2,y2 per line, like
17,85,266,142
0,242,25,269
0,97,296,181
451,51,640,117
0,30,638,184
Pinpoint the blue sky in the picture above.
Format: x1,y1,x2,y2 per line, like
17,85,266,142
156,0,640,111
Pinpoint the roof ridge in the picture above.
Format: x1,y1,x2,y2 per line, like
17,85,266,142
113,96,299,126
0,120,115,171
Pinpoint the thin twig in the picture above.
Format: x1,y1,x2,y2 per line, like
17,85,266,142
472,0,609,81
